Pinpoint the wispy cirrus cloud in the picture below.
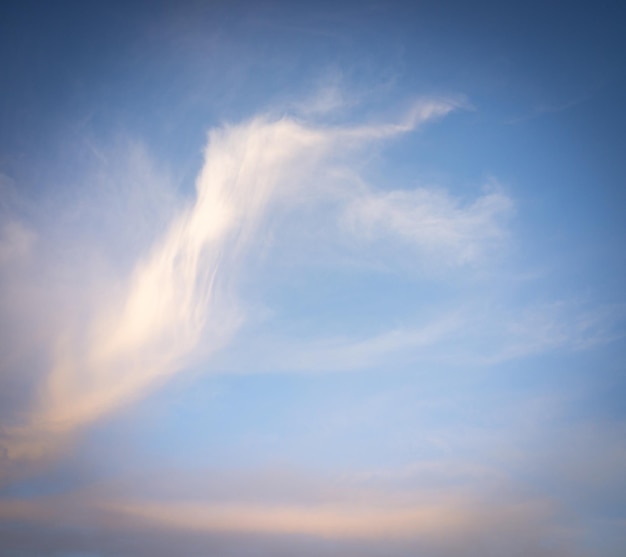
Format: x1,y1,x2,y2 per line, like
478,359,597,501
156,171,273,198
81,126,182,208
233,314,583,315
208,297,624,376
1,98,467,471
343,183,513,267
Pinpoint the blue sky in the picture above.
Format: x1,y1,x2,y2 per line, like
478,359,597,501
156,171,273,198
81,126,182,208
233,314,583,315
1,1,625,556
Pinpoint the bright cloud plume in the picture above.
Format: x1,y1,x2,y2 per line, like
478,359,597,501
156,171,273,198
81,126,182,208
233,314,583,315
2,99,478,468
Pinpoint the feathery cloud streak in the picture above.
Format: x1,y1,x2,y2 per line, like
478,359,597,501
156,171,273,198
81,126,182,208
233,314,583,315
4,99,489,466
343,184,512,266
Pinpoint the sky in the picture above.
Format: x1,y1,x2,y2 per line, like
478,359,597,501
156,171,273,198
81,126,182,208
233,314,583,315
0,1,625,555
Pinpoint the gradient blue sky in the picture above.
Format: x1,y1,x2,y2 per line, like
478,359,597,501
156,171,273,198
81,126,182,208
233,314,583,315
1,1,625,556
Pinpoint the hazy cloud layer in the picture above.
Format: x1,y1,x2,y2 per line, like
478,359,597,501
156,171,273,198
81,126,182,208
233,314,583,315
0,481,578,557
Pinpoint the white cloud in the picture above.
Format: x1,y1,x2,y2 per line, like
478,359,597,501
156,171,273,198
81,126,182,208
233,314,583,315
343,183,513,266
2,100,465,466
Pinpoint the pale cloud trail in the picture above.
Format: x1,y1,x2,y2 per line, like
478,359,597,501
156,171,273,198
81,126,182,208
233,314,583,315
338,97,464,140
343,184,513,266
207,299,624,376
211,313,463,374
464,300,626,366
1,99,462,467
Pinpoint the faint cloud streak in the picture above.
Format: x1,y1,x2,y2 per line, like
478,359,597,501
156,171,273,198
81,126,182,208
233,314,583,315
343,184,512,266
